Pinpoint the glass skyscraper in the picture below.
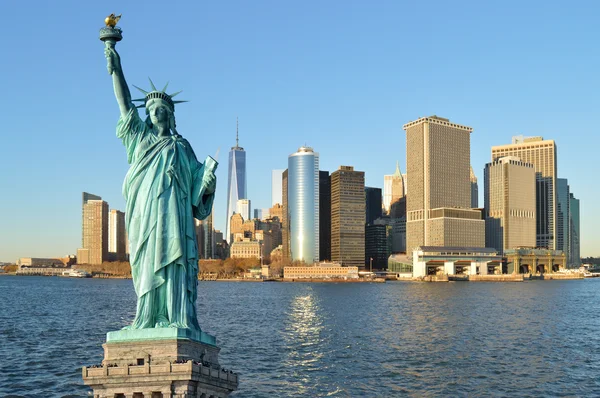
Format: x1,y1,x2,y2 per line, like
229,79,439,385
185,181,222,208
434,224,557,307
288,147,319,264
557,178,570,261
225,122,247,243
272,169,284,206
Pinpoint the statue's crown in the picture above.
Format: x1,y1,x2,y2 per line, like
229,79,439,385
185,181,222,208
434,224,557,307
132,78,187,112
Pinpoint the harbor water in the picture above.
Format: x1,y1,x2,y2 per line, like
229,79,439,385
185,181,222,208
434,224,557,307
1,276,600,397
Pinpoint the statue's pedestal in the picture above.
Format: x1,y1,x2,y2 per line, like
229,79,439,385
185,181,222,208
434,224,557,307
83,329,238,398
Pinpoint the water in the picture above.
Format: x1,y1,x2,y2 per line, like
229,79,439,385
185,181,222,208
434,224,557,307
1,276,600,397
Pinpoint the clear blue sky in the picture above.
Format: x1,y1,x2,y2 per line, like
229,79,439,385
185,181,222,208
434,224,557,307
1,0,598,262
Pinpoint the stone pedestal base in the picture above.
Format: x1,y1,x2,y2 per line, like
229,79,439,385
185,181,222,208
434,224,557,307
83,329,238,398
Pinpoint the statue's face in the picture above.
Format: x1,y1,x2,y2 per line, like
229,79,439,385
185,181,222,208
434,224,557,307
149,104,169,126
147,99,173,129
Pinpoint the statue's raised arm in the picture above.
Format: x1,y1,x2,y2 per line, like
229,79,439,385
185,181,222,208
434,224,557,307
105,46,133,117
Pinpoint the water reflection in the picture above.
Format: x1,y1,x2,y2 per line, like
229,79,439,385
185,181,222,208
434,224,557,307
283,288,325,395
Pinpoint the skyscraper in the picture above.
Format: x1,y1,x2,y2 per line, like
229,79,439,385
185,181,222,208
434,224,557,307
492,136,557,249
319,171,331,261
225,119,247,243
365,223,389,270
288,147,319,264
78,192,109,265
470,166,478,208
365,187,382,225
569,193,580,267
236,199,251,222
331,166,365,268
383,162,405,215
109,209,127,261
404,116,484,252
271,169,284,206
254,208,271,220
557,178,570,260
196,212,214,260
484,156,536,254
282,169,290,263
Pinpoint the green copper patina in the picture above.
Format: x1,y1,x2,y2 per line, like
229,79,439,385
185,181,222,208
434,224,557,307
101,18,217,334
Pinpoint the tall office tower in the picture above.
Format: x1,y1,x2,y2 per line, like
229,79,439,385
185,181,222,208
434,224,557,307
199,211,214,259
281,169,290,263
365,187,382,225
484,157,536,254
470,166,478,208
272,169,284,206
78,192,109,265
389,164,406,219
365,224,389,270
556,178,570,260
402,173,408,196
288,147,320,264
319,171,331,261
236,199,251,222
254,208,271,220
383,162,405,214
569,193,580,267
404,116,485,252
225,119,247,243
492,136,557,249
109,209,126,261
331,166,365,268
195,219,205,259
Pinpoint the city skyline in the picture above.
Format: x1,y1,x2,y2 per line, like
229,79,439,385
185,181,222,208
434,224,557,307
1,1,599,261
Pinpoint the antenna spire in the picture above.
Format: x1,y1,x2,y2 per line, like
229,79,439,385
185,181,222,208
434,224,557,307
236,117,239,147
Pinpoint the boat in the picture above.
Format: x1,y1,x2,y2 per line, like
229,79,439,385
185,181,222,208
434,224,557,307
62,270,92,278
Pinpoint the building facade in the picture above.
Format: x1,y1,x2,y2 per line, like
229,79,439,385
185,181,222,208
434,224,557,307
236,199,251,222
288,147,320,264
569,193,580,267
331,166,365,268
383,162,405,215
556,178,570,261
365,224,389,270
269,203,283,222
254,208,270,221
225,121,247,243
470,166,478,208
196,212,214,260
491,136,557,249
229,238,261,259
412,246,502,277
79,192,109,265
283,263,359,279
282,169,290,263
109,209,127,261
484,156,536,254
365,187,382,226
271,169,284,206
319,170,331,262
403,116,484,253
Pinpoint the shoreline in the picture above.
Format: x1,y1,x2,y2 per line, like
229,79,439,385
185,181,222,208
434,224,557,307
2,273,586,282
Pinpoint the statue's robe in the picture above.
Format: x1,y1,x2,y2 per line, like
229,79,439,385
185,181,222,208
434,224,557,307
117,106,214,329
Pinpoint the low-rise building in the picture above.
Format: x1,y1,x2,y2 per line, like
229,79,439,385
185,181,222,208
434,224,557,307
412,246,502,277
17,256,76,267
283,262,359,279
504,248,566,274
387,254,413,277
230,239,261,259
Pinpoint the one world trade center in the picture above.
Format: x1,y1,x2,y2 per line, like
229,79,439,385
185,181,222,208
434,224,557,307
225,119,247,243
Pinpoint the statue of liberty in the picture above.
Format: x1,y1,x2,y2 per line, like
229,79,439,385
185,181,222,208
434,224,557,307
103,28,216,331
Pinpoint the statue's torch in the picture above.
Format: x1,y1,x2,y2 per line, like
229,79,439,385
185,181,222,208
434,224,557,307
99,14,123,74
